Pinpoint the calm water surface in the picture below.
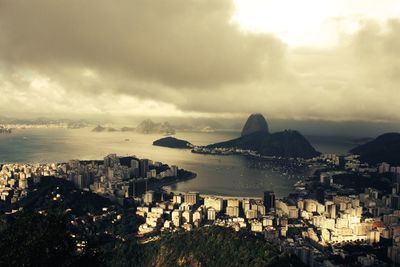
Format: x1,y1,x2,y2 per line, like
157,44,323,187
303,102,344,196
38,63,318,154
0,128,355,198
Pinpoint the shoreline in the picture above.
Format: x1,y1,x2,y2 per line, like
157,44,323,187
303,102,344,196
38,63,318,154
149,171,197,191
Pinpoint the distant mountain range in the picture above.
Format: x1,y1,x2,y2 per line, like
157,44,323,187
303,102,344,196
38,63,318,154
92,119,176,135
207,113,320,159
135,120,175,135
350,133,400,166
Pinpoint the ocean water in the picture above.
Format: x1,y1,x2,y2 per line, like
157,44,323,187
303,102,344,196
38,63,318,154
0,128,355,198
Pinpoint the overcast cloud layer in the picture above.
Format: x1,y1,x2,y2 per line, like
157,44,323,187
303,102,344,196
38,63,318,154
0,0,399,122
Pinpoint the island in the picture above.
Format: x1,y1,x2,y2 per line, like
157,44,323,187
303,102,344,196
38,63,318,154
153,136,193,149
91,125,118,132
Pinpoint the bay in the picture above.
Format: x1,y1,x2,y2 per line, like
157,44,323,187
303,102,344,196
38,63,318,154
0,128,355,198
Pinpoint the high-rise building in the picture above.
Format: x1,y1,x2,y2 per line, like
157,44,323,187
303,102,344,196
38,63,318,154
379,162,391,174
204,197,223,212
388,245,400,265
104,154,119,168
182,210,192,223
130,159,140,178
325,201,337,219
131,159,140,169
226,206,239,217
391,195,400,210
143,190,154,204
171,210,181,227
140,159,149,178
173,194,183,204
245,209,257,219
184,192,199,205
207,208,216,221
242,199,251,213
264,191,275,213
193,210,202,225
170,165,178,177
227,199,240,207
73,174,84,189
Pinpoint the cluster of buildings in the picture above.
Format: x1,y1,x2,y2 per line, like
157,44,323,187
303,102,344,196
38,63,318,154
136,191,269,234
66,154,179,204
134,151,400,266
192,146,260,156
0,163,56,208
0,154,180,209
136,186,400,266
0,125,12,134
1,149,400,266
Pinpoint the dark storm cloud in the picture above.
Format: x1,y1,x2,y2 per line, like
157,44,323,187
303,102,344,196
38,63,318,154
0,0,285,89
0,0,399,123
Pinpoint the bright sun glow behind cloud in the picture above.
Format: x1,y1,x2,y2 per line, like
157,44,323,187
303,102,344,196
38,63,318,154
233,0,400,47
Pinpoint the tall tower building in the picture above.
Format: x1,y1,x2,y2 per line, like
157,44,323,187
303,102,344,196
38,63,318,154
264,191,275,213
140,159,149,178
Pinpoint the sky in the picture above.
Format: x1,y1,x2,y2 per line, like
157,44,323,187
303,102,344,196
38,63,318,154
0,0,399,126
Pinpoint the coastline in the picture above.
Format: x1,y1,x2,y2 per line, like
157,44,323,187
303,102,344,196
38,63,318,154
149,171,197,190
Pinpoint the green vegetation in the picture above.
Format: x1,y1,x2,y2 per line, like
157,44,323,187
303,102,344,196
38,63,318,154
350,132,400,165
0,211,101,266
333,173,392,194
153,136,193,149
131,227,299,267
14,176,114,216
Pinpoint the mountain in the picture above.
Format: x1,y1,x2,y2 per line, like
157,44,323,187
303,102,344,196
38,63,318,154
158,122,175,135
350,133,400,165
241,113,269,136
135,119,175,135
153,137,193,149
206,113,319,159
208,130,319,159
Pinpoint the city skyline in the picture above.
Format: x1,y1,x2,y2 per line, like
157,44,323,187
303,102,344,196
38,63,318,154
0,0,399,125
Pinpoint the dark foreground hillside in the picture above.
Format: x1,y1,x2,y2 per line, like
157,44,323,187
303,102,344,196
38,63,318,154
0,177,300,267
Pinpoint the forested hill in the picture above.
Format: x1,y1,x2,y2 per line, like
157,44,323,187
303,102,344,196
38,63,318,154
129,227,303,267
350,132,400,165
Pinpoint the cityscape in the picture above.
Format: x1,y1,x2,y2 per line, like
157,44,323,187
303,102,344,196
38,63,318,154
1,146,400,266
1,0,400,266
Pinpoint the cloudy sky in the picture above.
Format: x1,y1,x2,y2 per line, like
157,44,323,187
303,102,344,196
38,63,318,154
0,0,399,124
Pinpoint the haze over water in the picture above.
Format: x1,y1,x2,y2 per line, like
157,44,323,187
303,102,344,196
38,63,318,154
0,128,355,198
